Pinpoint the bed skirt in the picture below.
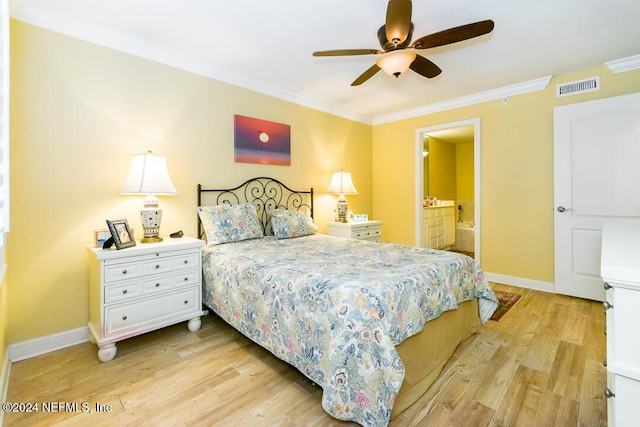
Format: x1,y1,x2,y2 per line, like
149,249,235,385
391,298,480,419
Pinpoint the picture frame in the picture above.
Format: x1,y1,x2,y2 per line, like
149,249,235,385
234,114,291,165
106,219,136,250
94,229,111,248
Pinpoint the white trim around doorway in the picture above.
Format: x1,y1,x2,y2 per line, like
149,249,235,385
414,118,481,262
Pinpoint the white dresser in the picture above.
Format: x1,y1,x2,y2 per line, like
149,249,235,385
327,220,382,242
601,218,640,426
87,236,205,362
422,206,455,249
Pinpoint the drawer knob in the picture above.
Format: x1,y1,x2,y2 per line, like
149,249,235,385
184,260,189,264
155,253,160,257
603,282,612,290
604,388,615,398
603,301,613,311
184,300,189,304
184,277,188,281
122,269,128,274
155,283,160,287
122,289,127,294
155,264,160,269
122,315,128,321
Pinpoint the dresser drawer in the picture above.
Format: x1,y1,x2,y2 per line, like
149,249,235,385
608,287,640,373
104,286,200,336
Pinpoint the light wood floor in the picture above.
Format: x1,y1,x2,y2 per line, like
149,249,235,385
4,283,606,426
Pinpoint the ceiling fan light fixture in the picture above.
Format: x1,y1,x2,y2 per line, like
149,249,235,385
376,50,416,77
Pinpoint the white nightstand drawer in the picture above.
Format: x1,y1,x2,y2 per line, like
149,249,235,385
142,257,173,275
173,252,200,270
103,248,201,283
142,275,174,294
104,261,143,283
172,270,200,287
104,286,200,337
104,281,144,303
352,227,381,239
327,220,382,242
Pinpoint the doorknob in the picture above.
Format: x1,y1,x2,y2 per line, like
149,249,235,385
557,206,572,213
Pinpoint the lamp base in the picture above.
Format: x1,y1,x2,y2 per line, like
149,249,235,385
336,200,348,223
140,198,163,244
141,236,163,243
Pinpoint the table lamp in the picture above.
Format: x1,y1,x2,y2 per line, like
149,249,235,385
120,151,177,243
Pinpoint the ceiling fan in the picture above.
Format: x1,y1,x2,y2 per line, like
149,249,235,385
312,0,494,86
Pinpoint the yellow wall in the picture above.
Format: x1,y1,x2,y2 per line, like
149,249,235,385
373,66,640,282
456,142,474,202
427,136,456,200
7,20,372,343
0,274,7,364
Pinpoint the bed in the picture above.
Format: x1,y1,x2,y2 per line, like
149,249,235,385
196,177,498,426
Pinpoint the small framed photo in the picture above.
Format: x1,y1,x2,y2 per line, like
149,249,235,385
106,219,136,250
94,229,111,248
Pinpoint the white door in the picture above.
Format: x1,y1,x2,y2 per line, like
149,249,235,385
554,92,640,301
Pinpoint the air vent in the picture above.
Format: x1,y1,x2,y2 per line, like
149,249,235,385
556,76,600,97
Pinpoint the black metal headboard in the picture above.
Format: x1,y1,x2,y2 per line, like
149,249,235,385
197,177,314,238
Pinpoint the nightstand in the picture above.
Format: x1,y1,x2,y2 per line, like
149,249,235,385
327,220,382,242
87,236,205,362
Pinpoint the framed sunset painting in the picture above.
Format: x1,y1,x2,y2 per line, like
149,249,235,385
234,115,291,165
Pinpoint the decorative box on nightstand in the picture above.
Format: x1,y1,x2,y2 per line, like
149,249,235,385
87,236,205,362
327,220,382,242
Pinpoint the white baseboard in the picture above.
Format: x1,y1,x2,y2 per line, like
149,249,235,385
485,272,555,294
0,350,9,425
8,326,89,363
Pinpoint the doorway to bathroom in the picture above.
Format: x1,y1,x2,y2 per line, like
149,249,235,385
414,119,481,262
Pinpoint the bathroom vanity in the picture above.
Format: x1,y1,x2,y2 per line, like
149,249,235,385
422,205,455,250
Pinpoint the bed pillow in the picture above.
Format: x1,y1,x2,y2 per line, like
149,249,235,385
197,203,263,245
270,209,319,239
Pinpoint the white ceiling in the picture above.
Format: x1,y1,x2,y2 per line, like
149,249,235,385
10,0,640,124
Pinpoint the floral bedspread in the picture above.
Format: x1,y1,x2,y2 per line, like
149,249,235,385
202,234,497,426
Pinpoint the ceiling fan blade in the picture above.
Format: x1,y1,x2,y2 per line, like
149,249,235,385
411,19,495,49
385,0,412,46
409,55,442,79
313,49,380,57
351,64,381,86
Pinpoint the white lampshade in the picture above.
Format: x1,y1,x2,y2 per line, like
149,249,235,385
121,151,177,243
121,152,177,195
327,171,358,195
375,50,416,77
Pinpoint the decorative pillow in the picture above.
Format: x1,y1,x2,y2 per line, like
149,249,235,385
197,203,263,245
270,209,319,239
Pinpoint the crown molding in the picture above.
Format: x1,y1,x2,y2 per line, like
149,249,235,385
373,75,553,125
605,54,640,74
10,4,374,125
10,4,563,126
